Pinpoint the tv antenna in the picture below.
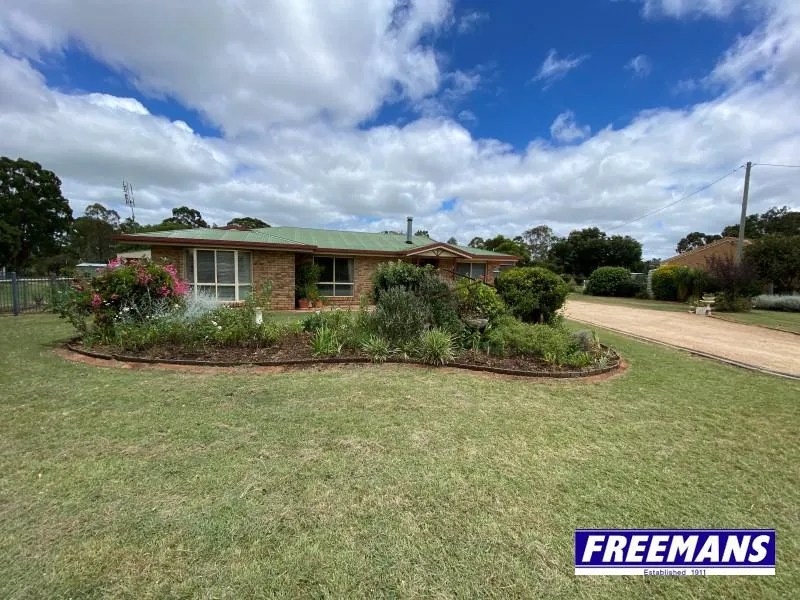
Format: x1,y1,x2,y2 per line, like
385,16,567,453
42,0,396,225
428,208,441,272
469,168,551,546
122,180,136,222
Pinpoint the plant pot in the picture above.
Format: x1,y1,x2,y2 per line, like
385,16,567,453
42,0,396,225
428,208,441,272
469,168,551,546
298,299,310,309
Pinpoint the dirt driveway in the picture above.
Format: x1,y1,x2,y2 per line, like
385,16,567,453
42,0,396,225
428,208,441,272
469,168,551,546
564,299,800,377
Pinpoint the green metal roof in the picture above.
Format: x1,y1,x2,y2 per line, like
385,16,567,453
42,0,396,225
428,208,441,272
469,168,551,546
261,227,436,251
452,244,513,257
123,228,312,246
122,225,517,259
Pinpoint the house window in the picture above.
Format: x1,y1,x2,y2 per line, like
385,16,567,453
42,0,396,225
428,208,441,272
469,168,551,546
184,249,252,301
314,256,354,296
456,262,487,279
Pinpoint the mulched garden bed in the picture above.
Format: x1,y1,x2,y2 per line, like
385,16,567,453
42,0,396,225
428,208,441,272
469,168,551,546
66,335,622,379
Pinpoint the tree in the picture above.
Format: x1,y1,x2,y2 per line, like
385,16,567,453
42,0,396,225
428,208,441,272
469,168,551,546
676,232,722,254
719,206,800,239
415,229,430,237
548,227,642,276
85,203,120,228
760,206,800,236
481,235,530,262
227,216,270,229
521,225,556,262
163,206,208,228
745,235,800,292
721,214,763,239
468,237,485,248
446,236,458,245
0,157,73,272
68,203,121,263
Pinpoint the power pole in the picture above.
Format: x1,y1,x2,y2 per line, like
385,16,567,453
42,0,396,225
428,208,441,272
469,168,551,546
735,161,752,264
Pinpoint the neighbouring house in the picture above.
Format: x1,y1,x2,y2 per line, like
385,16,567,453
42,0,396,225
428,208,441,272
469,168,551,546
661,237,752,270
116,249,151,262
114,218,519,310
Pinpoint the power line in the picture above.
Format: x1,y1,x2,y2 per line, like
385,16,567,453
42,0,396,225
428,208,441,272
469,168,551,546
753,163,800,169
607,164,745,231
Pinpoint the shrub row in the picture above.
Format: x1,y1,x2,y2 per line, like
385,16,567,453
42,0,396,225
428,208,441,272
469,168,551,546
584,267,641,297
752,295,800,312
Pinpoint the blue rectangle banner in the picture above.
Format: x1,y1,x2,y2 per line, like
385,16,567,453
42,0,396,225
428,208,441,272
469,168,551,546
574,529,775,576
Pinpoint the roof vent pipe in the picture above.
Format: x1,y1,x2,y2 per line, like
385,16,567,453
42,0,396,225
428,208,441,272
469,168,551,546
406,216,413,244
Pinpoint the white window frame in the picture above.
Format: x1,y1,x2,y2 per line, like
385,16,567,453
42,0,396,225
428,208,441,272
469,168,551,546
456,262,488,279
314,256,354,297
184,248,252,302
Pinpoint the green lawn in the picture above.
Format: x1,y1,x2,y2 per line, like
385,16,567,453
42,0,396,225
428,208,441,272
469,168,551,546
567,293,689,312
713,310,800,334
1,315,798,599
569,293,800,334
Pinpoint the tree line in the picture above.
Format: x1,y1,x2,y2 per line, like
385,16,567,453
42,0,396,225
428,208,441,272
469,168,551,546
459,225,653,278
0,157,269,274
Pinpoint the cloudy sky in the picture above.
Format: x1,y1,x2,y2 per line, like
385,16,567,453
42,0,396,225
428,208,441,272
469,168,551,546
1,0,799,258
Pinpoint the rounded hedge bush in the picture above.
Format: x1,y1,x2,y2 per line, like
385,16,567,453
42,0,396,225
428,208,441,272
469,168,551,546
585,267,638,297
651,265,706,301
495,267,568,324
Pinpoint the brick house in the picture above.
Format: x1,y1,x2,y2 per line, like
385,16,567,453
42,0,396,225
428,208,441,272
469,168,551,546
115,220,518,310
661,237,751,270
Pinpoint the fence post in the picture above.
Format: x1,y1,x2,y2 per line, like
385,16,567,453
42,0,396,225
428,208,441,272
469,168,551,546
10,272,20,316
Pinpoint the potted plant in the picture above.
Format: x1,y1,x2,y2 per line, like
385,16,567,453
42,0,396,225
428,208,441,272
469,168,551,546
306,285,321,309
296,263,323,310
296,283,310,309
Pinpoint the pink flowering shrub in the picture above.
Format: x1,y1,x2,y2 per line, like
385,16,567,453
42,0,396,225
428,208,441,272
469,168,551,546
55,258,189,334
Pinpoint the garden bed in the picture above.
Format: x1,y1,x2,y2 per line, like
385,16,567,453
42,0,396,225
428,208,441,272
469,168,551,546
65,338,622,379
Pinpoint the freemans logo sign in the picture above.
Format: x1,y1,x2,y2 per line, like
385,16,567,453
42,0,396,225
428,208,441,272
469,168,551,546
574,529,775,575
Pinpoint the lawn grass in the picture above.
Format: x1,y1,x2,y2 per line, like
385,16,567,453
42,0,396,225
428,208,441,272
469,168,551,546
567,293,689,312
1,314,798,599
713,310,800,334
569,293,800,334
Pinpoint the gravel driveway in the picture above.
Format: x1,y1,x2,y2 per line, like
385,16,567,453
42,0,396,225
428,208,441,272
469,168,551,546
564,299,800,377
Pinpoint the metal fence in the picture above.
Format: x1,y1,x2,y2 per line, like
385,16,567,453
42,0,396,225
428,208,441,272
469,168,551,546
0,273,73,315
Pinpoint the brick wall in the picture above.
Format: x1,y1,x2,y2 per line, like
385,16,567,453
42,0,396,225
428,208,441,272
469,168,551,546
253,251,296,310
151,246,184,275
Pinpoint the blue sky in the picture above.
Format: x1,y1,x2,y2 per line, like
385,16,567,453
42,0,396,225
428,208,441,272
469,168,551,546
37,0,754,146
0,0,798,258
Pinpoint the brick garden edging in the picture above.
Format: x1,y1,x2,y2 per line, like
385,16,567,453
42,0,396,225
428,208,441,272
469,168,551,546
64,341,622,379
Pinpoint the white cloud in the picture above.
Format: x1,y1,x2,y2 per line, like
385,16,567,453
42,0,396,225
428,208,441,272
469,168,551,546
634,0,748,19
533,49,589,88
457,10,489,34
626,54,653,77
457,110,477,123
550,111,591,143
0,0,454,135
1,1,800,259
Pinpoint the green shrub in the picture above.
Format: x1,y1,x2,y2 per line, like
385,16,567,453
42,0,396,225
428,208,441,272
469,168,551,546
55,258,189,335
302,310,354,334
585,267,639,297
310,325,342,356
495,267,568,324
374,287,428,346
416,274,463,334
372,262,463,336
651,265,682,301
651,265,706,301
361,335,393,363
483,315,593,366
102,306,294,352
456,279,506,319
371,262,433,303
417,329,456,365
